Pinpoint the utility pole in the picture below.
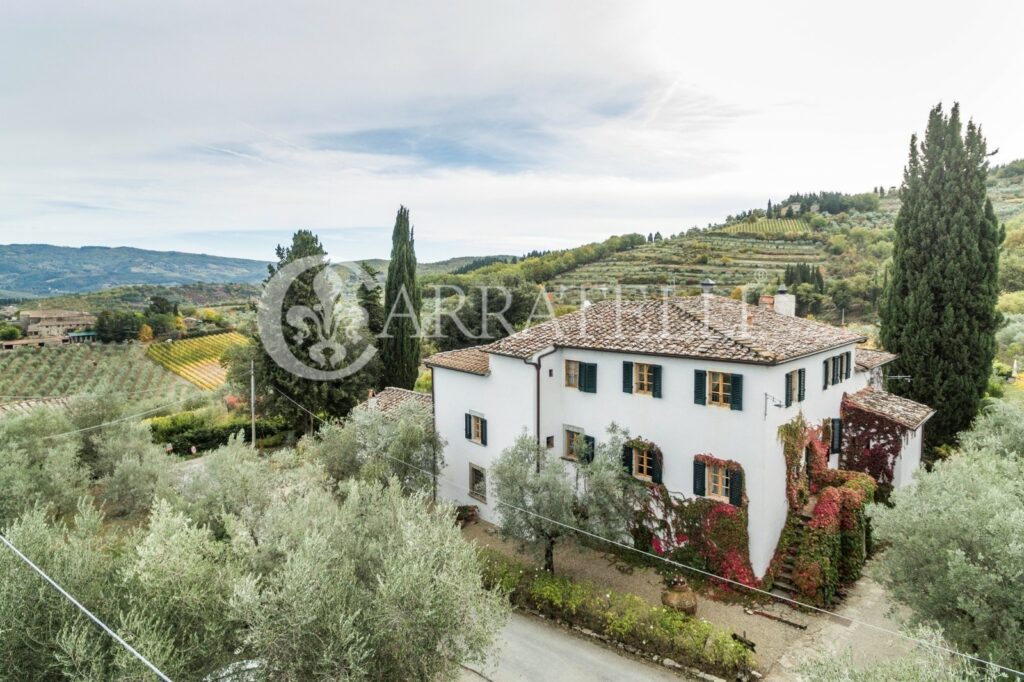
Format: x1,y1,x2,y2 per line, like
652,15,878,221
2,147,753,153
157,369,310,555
250,359,256,450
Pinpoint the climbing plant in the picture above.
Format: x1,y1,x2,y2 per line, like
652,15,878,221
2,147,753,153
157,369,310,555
840,397,905,496
628,462,758,589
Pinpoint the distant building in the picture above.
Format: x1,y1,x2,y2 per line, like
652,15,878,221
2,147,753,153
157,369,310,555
18,309,95,338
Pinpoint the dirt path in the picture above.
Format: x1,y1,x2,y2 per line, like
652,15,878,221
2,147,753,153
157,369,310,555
766,560,913,679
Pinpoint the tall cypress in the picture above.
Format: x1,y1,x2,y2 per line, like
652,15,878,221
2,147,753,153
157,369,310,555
880,103,1003,449
381,206,421,388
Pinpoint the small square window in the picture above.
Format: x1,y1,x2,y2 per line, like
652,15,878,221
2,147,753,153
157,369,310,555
469,464,487,502
709,372,732,407
545,435,555,449
565,360,580,388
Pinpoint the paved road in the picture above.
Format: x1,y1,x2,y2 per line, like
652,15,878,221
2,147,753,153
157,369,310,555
460,613,687,682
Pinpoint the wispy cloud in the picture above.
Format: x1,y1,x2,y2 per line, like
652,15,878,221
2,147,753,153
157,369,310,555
0,1,1021,261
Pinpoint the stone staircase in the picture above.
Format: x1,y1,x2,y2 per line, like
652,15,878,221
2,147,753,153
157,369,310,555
770,511,813,600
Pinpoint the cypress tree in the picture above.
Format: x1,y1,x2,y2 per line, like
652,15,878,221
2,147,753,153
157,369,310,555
880,103,1003,450
381,206,421,389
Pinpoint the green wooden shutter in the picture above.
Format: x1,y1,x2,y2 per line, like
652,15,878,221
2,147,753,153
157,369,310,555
798,368,806,401
832,356,840,384
823,359,829,389
830,418,842,454
694,369,707,405
621,445,633,474
652,365,663,398
622,362,633,394
730,374,743,411
693,459,706,496
583,435,596,463
480,418,488,446
845,351,852,379
728,470,743,506
651,449,663,485
464,413,472,439
581,363,597,393
784,373,793,407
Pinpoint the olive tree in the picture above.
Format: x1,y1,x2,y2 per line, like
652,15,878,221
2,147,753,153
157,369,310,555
491,426,634,573
231,480,508,681
298,400,444,495
872,449,1024,670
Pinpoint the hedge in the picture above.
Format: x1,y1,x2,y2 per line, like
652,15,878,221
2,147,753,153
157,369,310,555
148,411,290,454
478,548,754,678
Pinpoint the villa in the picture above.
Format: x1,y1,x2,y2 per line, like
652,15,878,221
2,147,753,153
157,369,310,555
424,285,933,579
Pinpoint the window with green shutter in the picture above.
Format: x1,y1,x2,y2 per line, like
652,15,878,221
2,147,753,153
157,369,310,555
622,361,633,394
730,374,743,411
694,369,707,405
580,362,598,393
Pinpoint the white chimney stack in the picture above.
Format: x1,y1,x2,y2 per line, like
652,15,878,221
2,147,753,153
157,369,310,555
774,283,796,316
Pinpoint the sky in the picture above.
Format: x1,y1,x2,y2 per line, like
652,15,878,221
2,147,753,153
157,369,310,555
1,1,1023,263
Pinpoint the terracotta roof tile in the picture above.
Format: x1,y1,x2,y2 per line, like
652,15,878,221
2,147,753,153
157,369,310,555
423,347,491,375
855,348,898,371
481,295,865,365
845,387,934,430
367,387,433,413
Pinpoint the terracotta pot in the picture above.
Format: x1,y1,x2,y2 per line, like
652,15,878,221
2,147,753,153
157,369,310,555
661,580,697,616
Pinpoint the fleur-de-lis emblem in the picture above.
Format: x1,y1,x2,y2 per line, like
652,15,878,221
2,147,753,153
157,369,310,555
285,268,351,368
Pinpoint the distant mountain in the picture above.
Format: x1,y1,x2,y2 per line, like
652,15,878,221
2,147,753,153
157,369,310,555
0,244,270,297
0,245,500,298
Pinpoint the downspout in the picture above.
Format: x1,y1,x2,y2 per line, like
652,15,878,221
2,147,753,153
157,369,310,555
524,347,558,473
429,366,437,504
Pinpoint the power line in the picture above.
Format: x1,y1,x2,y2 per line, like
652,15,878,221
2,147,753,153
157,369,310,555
0,531,172,681
271,383,1023,678
37,396,197,442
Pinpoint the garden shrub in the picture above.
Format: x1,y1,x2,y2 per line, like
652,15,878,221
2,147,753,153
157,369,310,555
149,411,290,454
477,548,754,677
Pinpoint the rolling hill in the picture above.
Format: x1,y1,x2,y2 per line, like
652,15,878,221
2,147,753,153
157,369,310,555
0,244,270,297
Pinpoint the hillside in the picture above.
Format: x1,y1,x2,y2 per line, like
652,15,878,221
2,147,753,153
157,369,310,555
0,244,271,297
25,282,262,313
547,166,1024,322
0,343,196,402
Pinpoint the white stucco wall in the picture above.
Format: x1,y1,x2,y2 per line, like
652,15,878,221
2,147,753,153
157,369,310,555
892,426,923,488
432,341,860,578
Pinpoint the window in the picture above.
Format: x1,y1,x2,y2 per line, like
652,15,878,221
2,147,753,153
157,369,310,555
635,363,654,394
632,447,653,481
545,435,555,449
565,360,580,388
708,371,732,407
706,464,730,501
564,428,583,460
469,464,487,502
785,368,805,406
465,414,486,445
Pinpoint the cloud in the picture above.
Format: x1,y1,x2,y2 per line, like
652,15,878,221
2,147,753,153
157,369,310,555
0,1,1022,262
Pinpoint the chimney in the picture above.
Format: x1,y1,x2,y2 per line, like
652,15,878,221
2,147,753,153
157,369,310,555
773,283,796,316
700,278,715,295
758,294,775,311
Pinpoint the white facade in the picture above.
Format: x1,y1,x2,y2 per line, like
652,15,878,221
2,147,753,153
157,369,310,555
434,341,871,578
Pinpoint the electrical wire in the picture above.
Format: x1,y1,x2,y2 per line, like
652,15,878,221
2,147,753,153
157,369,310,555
0,532,173,681
36,396,197,442
271,383,1024,679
